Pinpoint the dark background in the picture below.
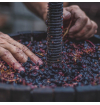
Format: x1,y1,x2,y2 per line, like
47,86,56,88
0,2,100,35
0,2,47,34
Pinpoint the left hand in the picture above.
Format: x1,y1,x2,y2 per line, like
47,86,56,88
63,5,98,40
0,32,43,72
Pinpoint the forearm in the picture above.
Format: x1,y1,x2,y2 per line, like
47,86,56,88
23,2,48,21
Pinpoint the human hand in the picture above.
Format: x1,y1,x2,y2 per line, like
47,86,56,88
0,14,8,28
0,32,43,72
63,5,98,40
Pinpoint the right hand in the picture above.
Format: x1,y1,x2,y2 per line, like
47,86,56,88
63,5,98,40
0,32,43,72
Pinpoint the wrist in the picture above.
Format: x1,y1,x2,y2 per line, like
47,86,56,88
41,4,48,21
43,12,47,21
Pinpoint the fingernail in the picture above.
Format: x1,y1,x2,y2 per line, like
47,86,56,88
37,59,43,65
18,67,25,72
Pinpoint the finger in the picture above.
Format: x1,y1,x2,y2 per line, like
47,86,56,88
19,44,43,65
69,15,88,34
95,30,97,34
65,6,88,34
91,20,98,30
8,45,28,63
0,37,28,63
68,34,75,39
0,34,43,65
75,31,93,40
71,18,92,38
0,47,25,72
78,33,94,40
63,8,71,20
76,21,96,40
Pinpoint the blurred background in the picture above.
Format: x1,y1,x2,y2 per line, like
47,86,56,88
0,2,47,34
0,2,100,35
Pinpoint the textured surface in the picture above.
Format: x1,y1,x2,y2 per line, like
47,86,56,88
47,2,63,65
0,83,12,102
11,85,31,102
96,85,100,102
54,87,75,102
0,32,100,102
31,88,53,102
76,85,97,102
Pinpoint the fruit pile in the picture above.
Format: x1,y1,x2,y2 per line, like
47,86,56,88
0,38,100,89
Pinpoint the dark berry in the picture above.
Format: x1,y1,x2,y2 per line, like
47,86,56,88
20,71,25,77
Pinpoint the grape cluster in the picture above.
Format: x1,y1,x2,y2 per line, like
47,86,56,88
0,38,100,89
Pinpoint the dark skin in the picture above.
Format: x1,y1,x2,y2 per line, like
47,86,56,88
0,2,98,72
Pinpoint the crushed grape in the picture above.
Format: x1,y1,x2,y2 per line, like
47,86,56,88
0,38,100,89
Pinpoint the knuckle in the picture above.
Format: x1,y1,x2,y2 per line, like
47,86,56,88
0,49,10,57
95,24,98,29
95,23,98,29
0,38,7,44
87,24,92,30
94,23,98,29
0,32,4,35
82,16,88,22
16,47,22,53
14,47,22,54
13,47,26,62
74,28,79,33
72,5,79,9
4,50,10,55
92,25,96,32
0,33,10,39
91,20,98,29
19,53,24,59
22,45,29,52
4,34,10,38
95,30,97,34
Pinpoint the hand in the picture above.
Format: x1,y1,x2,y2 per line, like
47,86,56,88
0,32,43,72
0,14,8,28
63,5,98,40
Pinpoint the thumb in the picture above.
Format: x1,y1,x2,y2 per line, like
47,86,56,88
63,9,71,20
